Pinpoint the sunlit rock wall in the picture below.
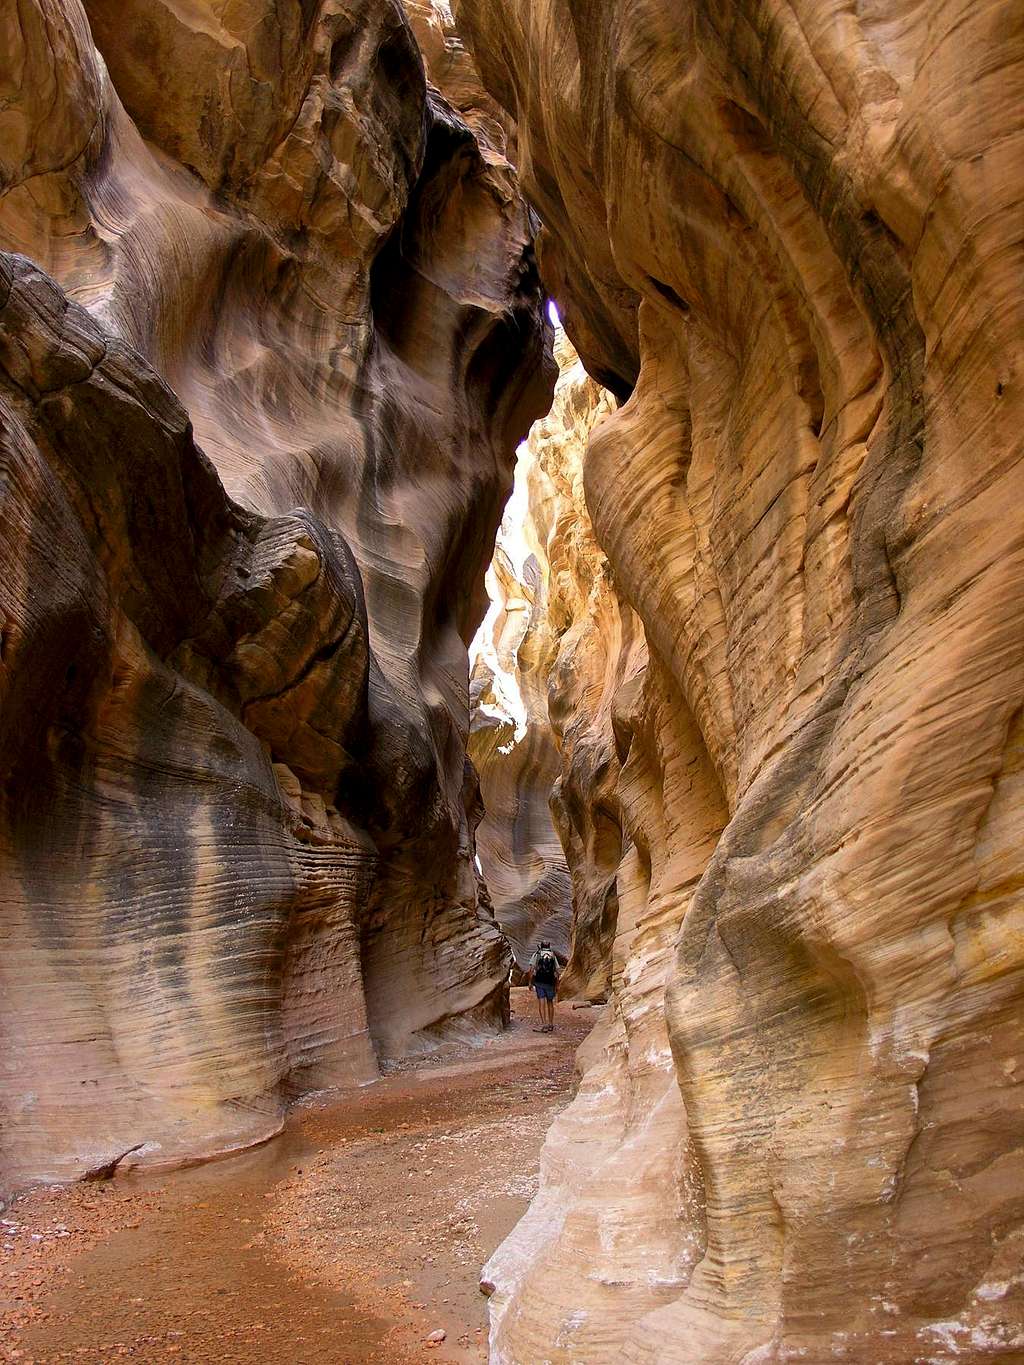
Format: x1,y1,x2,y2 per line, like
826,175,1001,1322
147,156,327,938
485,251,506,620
534,338,645,1006
455,0,1024,1359
0,0,554,1194
470,331,643,996
469,402,572,971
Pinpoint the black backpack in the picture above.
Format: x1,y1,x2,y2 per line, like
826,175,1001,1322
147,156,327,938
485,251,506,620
534,949,558,985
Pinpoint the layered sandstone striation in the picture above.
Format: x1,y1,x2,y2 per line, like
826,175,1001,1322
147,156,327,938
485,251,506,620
470,331,640,993
469,527,573,973
0,0,553,1194
468,350,587,973
455,1,1024,1360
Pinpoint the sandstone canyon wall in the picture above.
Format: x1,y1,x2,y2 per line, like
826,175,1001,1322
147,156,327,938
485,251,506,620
0,0,555,1195
469,534,573,972
453,1,1024,1360
467,338,601,972
469,330,645,997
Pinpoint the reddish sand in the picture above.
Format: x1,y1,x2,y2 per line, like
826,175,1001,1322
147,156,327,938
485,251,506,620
0,991,593,1364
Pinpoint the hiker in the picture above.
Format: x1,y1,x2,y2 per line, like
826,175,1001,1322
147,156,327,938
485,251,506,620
528,941,560,1033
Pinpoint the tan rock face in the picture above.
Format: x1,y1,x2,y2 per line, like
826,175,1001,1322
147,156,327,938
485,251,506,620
469,332,641,993
528,336,642,1006
0,0,554,1193
454,0,1024,1359
469,588,571,972
468,372,575,971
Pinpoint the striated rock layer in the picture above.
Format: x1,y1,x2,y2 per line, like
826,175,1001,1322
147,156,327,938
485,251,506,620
533,336,643,1007
468,351,585,972
0,0,554,1194
469,330,639,994
469,544,572,973
454,0,1024,1360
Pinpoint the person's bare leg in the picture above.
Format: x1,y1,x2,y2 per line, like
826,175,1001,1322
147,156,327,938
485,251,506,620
533,991,546,1031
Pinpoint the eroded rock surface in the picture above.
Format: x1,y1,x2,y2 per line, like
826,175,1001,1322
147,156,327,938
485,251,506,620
532,337,643,1007
470,332,637,994
454,1,1024,1359
469,420,572,972
0,0,553,1194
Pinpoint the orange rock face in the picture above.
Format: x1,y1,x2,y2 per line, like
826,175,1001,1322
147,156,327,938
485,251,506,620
0,0,553,1194
453,0,1024,1359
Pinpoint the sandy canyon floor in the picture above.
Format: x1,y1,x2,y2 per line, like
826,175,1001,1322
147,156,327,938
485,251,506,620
1,990,592,1364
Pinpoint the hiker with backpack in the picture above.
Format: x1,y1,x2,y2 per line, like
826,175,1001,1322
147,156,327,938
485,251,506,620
529,942,560,1033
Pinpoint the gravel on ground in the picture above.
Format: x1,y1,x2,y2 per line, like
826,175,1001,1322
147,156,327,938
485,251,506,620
1,990,593,1364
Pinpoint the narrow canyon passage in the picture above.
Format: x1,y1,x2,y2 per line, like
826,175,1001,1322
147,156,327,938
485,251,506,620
2,0,1021,1362
2,993,591,1364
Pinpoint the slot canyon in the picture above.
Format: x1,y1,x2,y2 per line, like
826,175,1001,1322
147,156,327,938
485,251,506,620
0,1,1021,1363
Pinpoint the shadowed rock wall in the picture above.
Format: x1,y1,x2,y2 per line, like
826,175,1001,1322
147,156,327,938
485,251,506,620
454,0,1024,1359
0,0,554,1193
